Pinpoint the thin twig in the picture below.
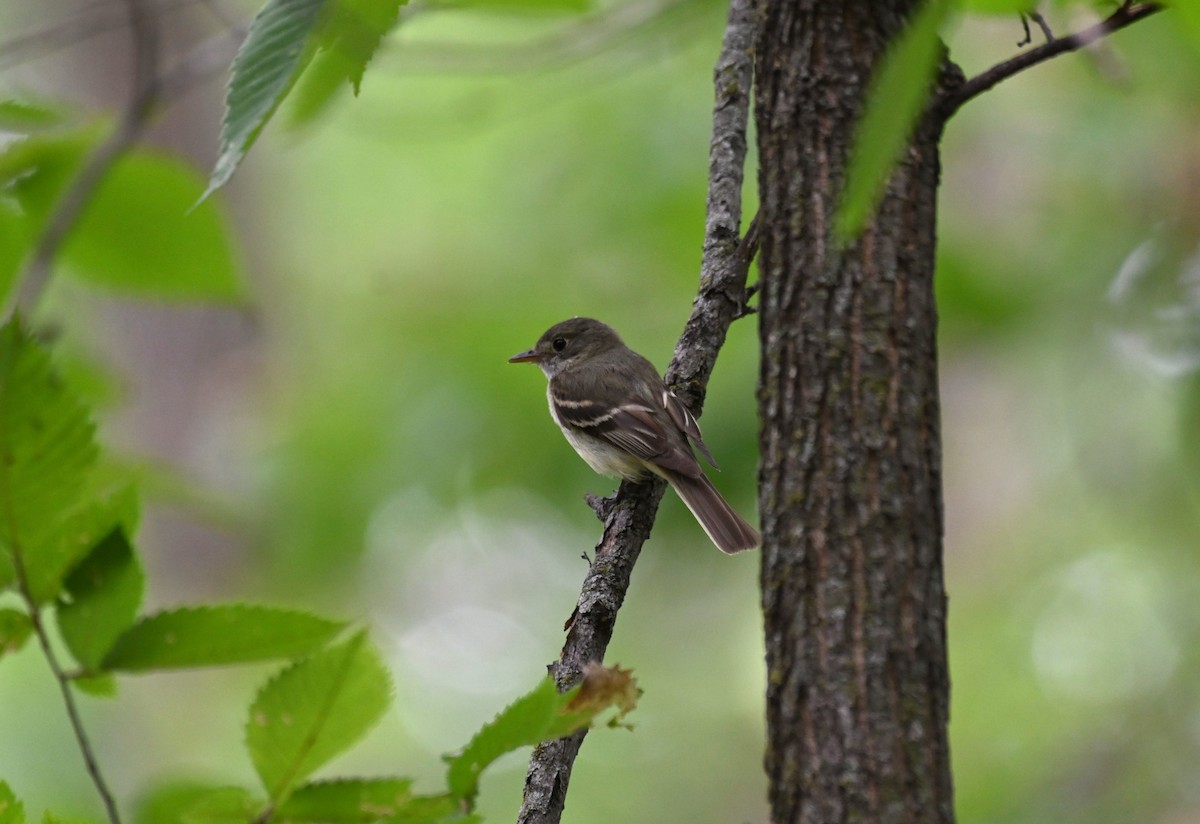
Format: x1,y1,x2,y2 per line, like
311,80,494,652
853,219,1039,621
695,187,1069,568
3,526,122,822
7,0,161,321
1,2,164,817
1016,11,1054,48
515,0,759,821
28,600,123,824
3,8,242,324
938,2,1163,120
0,0,204,73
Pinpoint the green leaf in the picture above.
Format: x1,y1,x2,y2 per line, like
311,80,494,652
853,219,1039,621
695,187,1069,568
179,789,262,824
102,605,346,672
0,129,98,212
246,630,391,804
149,786,261,824
0,779,26,824
205,0,328,197
0,319,99,601
276,778,414,821
448,662,638,806
0,608,33,659
0,131,94,302
287,0,407,125
444,664,638,806
0,133,243,301
62,151,244,301
444,677,583,805
0,198,31,305
835,0,952,240
0,98,70,131
23,475,139,604
133,782,261,824
56,528,144,670
41,813,101,824
134,781,213,824
72,673,118,697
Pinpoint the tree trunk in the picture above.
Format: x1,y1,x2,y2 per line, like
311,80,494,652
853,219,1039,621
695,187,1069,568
754,3,956,823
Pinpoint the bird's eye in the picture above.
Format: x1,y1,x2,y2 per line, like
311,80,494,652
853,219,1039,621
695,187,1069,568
552,337,567,352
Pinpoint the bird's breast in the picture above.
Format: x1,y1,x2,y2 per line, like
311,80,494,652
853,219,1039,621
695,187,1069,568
546,386,648,480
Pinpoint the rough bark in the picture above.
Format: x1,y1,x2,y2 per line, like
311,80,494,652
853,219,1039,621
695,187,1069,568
754,3,956,823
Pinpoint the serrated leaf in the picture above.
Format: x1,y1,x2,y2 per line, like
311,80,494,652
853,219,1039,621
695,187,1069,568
562,661,639,721
23,476,139,604
246,630,391,804
102,605,346,672
835,0,952,240
444,664,638,806
276,778,414,821
287,0,407,125
179,788,262,824
0,319,100,601
56,528,143,670
0,778,26,824
0,608,33,659
133,782,261,824
205,0,328,197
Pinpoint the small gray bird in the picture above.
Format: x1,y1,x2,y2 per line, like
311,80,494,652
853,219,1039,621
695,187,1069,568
509,317,759,554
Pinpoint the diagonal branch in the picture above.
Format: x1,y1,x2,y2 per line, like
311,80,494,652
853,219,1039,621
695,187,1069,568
515,0,759,820
8,0,161,320
938,1,1163,120
3,10,243,323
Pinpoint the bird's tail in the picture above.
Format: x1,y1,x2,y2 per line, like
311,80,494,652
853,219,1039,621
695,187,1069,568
666,471,760,554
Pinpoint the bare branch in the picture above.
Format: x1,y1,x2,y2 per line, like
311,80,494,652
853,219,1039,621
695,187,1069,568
3,6,241,323
8,0,160,320
8,519,125,823
0,0,203,73
26,601,123,824
939,2,1163,120
1016,11,1053,48
516,0,759,820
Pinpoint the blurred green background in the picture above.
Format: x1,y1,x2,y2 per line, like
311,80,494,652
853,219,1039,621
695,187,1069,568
2,1,1200,822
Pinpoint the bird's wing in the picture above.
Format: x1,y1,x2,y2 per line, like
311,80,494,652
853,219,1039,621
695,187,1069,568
661,387,719,469
551,392,702,479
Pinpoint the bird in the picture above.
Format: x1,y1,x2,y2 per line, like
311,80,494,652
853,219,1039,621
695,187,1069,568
508,317,759,554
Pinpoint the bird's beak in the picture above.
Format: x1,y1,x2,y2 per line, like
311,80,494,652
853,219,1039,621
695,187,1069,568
508,348,540,364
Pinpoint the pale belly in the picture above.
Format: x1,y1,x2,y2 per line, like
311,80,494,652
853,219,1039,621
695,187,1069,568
546,388,650,480
559,423,649,480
